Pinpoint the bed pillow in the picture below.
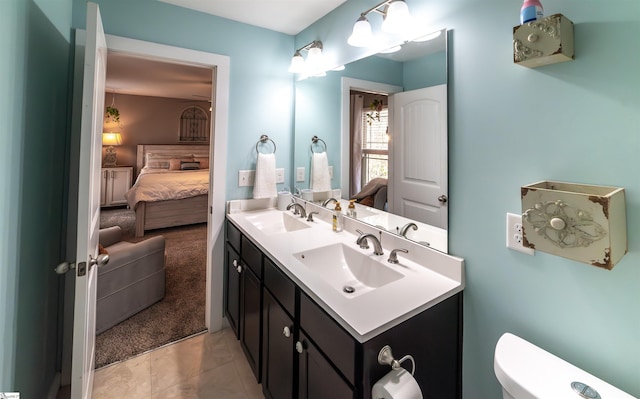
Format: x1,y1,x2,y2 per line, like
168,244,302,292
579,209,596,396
145,153,194,169
193,157,209,169
180,161,201,170
169,158,195,170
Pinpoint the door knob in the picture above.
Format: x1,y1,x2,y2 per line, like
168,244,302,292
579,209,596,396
438,195,448,204
54,261,75,275
90,253,110,267
295,341,305,354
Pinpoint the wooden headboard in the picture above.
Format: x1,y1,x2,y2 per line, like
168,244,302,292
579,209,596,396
136,144,210,176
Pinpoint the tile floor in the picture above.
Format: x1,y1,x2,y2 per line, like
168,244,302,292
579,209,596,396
92,328,265,399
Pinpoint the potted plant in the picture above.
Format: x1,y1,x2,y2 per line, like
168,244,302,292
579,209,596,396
365,99,383,125
105,105,120,124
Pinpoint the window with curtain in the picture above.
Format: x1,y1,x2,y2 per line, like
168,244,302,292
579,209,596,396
361,107,388,184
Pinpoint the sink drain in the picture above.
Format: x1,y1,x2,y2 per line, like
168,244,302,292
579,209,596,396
343,285,355,294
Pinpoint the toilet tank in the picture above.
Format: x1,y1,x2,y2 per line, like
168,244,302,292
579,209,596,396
494,333,636,399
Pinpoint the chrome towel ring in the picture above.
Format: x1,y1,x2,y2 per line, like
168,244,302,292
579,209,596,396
310,135,327,153
256,134,276,154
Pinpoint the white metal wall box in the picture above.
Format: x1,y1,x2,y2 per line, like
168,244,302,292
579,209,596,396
521,181,627,270
513,13,574,68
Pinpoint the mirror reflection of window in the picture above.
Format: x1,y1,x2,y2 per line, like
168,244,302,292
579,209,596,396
361,106,388,185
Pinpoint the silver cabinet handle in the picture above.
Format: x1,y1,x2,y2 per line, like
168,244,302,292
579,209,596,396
282,326,291,338
232,259,242,273
295,341,305,354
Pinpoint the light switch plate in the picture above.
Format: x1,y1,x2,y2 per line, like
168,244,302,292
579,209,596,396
238,170,255,187
275,168,284,184
506,212,534,255
329,165,333,179
296,167,305,182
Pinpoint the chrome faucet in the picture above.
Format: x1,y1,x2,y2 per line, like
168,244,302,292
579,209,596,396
387,248,408,264
399,222,418,237
287,202,307,218
356,232,383,256
306,211,319,222
322,198,338,207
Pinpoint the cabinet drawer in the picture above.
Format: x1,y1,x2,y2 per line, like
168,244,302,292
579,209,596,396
300,293,356,385
241,235,263,278
264,257,296,318
226,220,241,252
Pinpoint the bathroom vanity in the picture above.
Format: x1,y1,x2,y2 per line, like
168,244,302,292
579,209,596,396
224,202,464,399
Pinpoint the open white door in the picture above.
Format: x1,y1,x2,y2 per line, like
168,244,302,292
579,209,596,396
389,84,448,229
71,3,107,398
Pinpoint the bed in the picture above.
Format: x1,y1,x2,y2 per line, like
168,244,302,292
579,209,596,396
126,144,210,237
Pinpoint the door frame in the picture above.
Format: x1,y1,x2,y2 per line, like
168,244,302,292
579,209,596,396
340,78,402,197
62,32,229,384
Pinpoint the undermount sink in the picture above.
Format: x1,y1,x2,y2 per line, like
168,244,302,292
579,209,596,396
293,243,403,297
245,211,311,234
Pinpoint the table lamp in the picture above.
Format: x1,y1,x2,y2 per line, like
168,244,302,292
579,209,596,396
102,132,122,166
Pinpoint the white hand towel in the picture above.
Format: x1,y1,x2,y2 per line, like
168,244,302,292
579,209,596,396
310,152,331,192
253,153,277,199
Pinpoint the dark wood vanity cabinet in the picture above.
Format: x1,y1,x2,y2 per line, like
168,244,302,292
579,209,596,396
224,221,262,382
225,219,462,399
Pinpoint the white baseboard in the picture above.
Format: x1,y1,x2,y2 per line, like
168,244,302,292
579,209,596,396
47,372,61,399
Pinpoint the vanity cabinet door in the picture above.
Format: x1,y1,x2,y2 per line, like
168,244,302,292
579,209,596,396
240,265,262,382
262,290,295,399
224,243,241,338
297,331,355,399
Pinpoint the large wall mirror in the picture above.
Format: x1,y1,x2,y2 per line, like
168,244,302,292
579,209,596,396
293,28,449,253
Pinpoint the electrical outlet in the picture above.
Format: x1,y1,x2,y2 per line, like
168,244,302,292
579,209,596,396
275,168,284,184
328,165,333,179
506,212,534,255
238,170,255,187
296,167,305,182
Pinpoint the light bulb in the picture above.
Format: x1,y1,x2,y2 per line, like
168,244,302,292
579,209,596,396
347,16,374,47
381,0,412,34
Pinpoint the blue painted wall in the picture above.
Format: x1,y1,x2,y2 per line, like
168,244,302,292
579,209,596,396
0,0,73,396
1,0,638,397
71,0,295,201
299,0,640,397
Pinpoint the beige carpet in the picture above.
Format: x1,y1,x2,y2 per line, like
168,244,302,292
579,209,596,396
96,208,207,368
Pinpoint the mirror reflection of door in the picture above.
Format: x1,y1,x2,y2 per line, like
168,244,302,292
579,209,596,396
389,84,448,229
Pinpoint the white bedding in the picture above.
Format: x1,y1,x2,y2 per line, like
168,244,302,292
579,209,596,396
125,168,209,210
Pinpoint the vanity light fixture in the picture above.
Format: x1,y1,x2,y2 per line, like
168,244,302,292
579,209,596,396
288,40,324,74
348,0,414,48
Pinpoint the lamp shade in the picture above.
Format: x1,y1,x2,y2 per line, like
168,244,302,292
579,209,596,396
288,51,305,73
381,0,412,34
102,132,122,146
348,16,374,47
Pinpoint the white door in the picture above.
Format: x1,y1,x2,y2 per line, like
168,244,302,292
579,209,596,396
389,84,448,229
71,3,107,398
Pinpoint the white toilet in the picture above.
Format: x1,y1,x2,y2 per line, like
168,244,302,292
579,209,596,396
494,332,636,399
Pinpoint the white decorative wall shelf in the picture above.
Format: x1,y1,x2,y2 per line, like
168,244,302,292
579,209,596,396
513,13,574,68
521,181,627,270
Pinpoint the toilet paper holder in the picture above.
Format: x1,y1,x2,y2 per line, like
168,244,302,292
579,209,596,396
377,345,416,375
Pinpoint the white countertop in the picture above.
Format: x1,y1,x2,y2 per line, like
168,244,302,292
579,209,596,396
227,205,464,342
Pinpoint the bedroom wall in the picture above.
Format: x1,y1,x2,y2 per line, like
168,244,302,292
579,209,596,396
102,93,211,169
74,0,295,200
0,0,73,396
299,0,640,397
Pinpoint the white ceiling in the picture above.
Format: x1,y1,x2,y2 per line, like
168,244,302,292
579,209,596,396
107,0,348,100
157,0,347,35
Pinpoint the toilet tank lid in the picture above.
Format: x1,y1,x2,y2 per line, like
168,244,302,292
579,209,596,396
494,333,636,399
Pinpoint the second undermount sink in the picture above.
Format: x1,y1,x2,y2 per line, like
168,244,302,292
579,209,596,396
293,243,404,297
245,211,311,234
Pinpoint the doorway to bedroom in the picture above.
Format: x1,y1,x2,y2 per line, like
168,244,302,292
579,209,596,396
95,52,213,368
